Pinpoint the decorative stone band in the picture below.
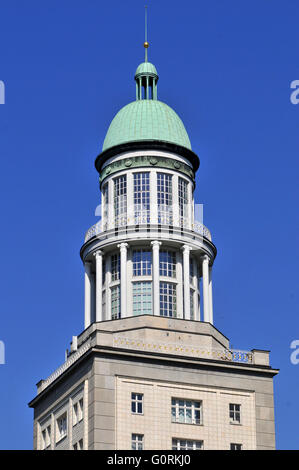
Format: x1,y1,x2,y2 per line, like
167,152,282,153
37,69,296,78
113,337,253,364
38,340,92,393
100,155,195,184
84,219,212,243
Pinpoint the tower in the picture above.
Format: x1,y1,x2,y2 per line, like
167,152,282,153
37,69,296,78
29,40,278,451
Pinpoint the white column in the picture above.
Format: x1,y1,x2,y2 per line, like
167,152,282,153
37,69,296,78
84,261,92,329
202,255,210,323
182,245,191,320
106,255,112,320
209,266,214,325
94,250,103,322
151,241,161,315
150,171,158,224
176,251,184,318
118,243,128,318
173,173,179,227
193,262,199,321
127,248,133,317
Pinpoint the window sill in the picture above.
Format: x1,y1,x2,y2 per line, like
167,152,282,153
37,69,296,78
171,421,203,426
73,418,83,428
56,435,67,445
230,422,242,426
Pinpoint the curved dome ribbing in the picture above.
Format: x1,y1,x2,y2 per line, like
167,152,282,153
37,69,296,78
102,100,191,152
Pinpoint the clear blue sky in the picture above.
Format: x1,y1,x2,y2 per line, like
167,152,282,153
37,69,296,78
0,0,298,450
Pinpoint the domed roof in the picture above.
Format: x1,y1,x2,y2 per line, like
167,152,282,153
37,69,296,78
135,62,158,77
102,100,191,152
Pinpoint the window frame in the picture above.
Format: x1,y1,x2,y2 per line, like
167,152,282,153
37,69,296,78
56,412,67,443
132,281,152,316
230,443,242,450
229,403,241,425
73,398,84,426
159,250,176,278
111,284,121,320
114,175,127,227
133,172,150,224
111,253,120,282
132,249,152,277
178,176,189,227
131,433,144,450
171,397,202,425
172,438,203,450
157,172,173,224
131,392,144,415
160,281,177,317
41,425,51,450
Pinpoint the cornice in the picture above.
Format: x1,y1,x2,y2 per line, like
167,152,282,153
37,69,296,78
95,140,200,174
99,154,195,185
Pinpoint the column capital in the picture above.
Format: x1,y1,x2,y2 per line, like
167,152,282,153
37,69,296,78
117,243,129,251
181,244,192,254
151,240,162,249
201,254,210,264
93,250,103,259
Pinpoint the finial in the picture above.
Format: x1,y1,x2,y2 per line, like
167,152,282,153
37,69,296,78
144,5,149,62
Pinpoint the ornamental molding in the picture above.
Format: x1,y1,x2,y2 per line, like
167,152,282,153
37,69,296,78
100,155,195,184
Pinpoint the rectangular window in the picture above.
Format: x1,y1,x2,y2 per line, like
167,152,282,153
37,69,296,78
157,173,173,224
178,177,188,227
171,398,202,425
230,443,242,450
73,398,83,426
73,403,78,426
160,282,177,317
134,172,150,224
132,434,144,450
172,438,203,450
111,285,121,319
114,175,127,227
229,403,241,424
133,250,152,276
41,425,51,449
73,439,84,450
133,282,152,315
160,250,176,277
111,254,120,281
131,393,143,414
56,413,67,442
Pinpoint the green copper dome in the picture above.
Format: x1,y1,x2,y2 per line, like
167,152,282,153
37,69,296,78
102,100,191,152
102,56,191,152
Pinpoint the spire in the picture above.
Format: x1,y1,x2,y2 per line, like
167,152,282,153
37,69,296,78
144,5,149,62
134,6,158,101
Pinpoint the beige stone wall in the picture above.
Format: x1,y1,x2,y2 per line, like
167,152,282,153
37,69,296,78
116,376,256,450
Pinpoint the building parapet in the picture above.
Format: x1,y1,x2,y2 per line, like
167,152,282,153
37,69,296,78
36,317,272,395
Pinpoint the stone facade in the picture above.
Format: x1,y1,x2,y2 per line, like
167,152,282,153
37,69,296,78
29,317,278,450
